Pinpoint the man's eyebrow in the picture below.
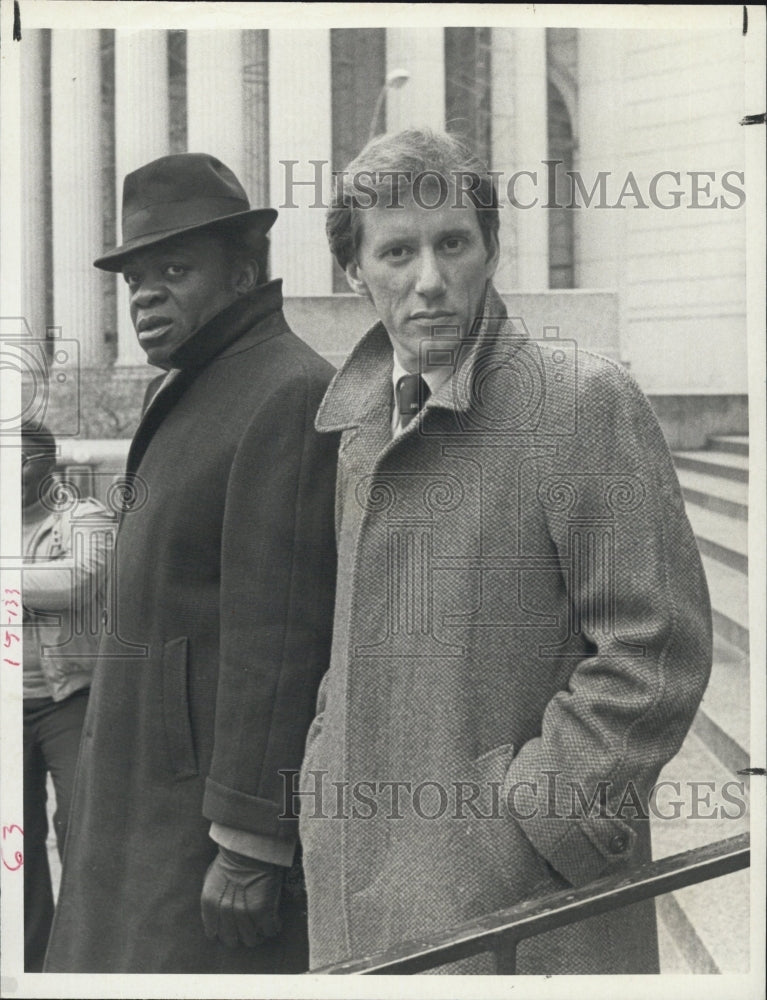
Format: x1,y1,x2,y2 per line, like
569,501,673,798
374,225,478,245
437,225,477,239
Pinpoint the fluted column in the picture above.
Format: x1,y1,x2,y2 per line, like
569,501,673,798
491,28,549,290
51,30,106,367
187,31,245,183
21,30,47,344
385,28,445,131
575,30,624,291
242,30,270,212
489,28,517,292
268,29,332,294
114,30,170,366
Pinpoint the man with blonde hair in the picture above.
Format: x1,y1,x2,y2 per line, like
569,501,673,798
299,129,712,974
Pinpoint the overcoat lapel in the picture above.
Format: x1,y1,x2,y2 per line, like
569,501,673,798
316,283,522,467
124,280,285,479
126,367,198,478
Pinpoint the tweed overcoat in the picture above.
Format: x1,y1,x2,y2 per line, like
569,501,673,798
300,285,712,974
45,281,338,973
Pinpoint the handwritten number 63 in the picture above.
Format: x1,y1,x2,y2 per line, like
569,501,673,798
2,824,24,871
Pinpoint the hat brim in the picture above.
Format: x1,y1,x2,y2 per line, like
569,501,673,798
93,207,278,272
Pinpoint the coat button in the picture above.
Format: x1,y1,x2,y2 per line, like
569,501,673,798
608,833,628,854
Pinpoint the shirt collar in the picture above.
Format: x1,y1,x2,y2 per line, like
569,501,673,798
389,279,493,399
390,353,454,434
317,282,520,433
391,353,454,401
23,499,51,526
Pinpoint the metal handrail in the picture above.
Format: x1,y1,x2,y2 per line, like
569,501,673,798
317,832,750,974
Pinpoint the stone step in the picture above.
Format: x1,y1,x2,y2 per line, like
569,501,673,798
676,467,748,521
702,555,750,654
701,555,749,654
653,728,751,974
708,435,749,457
656,909,695,974
673,450,748,484
692,635,750,774
685,504,748,574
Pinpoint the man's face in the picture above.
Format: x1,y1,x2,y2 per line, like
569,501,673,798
345,190,499,373
122,233,240,367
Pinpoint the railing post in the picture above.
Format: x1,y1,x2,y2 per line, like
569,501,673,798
493,933,518,974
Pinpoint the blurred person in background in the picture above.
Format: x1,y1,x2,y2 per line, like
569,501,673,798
21,420,115,970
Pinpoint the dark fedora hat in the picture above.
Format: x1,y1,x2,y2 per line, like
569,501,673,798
94,153,277,272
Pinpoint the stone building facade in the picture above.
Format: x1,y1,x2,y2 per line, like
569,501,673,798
19,25,749,445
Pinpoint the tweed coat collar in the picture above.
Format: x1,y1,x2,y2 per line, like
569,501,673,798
315,282,526,434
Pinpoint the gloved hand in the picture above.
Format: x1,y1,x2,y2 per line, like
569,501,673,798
201,847,284,947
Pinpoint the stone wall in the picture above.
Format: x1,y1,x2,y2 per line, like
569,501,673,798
23,290,748,452
23,365,154,442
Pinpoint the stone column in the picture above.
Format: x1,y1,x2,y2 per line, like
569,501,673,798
51,30,106,367
385,28,445,131
491,28,549,290
242,30,270,211
575,30,624,292
186,31,245,183
489,28,517,292
21,30,47,344
268,29,333,294
114,30,170,366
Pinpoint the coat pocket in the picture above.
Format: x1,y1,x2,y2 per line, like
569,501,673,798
470,743,562,899
160,636,198,778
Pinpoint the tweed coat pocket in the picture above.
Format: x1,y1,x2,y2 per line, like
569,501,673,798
459,742,564,905
297,712,334,863
160,637,198,778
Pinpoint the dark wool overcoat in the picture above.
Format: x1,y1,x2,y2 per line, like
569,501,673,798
45,281,338,973
300,285,713,974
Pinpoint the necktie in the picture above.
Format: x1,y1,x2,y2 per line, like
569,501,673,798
396,374,431,430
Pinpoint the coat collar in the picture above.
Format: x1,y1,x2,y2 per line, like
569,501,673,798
166,278,284,370
315,283,526,433
124,279,285,483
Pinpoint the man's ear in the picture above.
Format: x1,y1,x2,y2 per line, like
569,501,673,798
345,260,370,299
233,258,259,296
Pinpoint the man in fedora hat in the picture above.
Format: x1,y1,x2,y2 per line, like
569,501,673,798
45,153,338,973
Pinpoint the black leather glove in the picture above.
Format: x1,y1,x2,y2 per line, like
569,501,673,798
201,847,284,948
